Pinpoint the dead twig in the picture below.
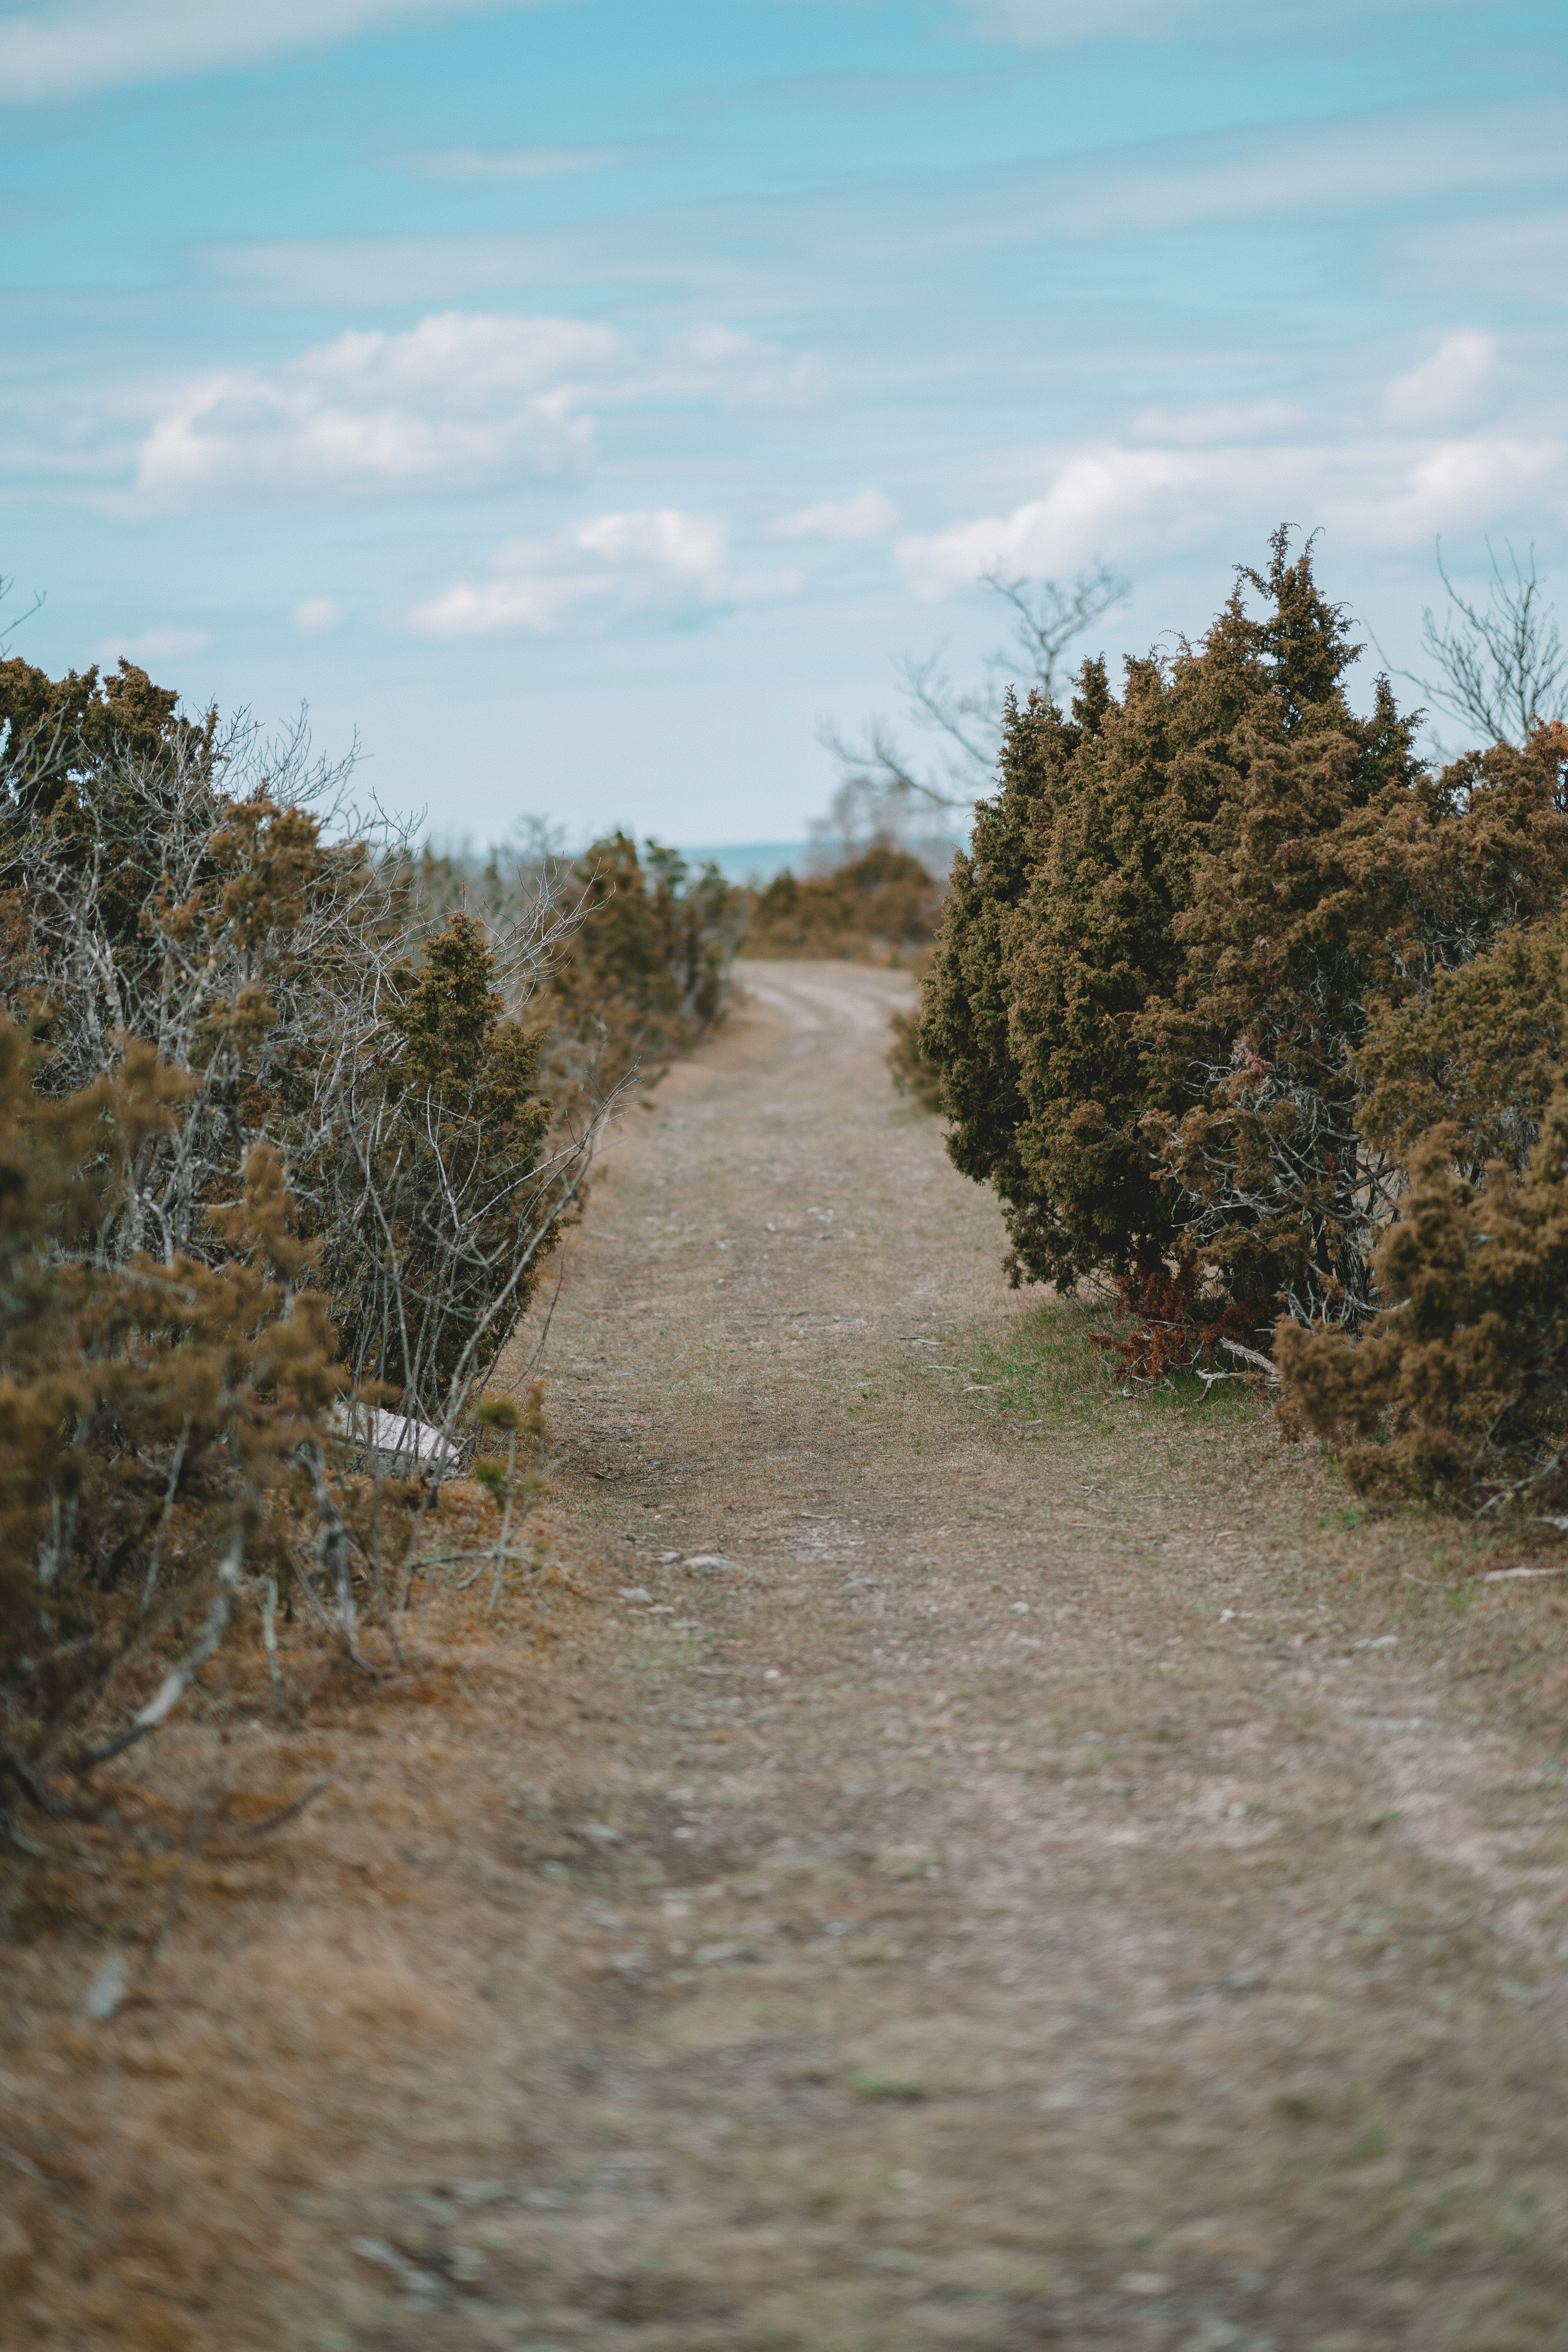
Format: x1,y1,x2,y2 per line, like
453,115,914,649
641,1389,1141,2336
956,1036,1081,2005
228,1774,330,1838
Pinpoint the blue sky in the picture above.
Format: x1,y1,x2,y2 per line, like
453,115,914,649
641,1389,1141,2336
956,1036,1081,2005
2,0,1565,846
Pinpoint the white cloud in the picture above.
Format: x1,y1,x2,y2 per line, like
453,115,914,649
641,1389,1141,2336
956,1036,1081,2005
1359,435,1561,543
897,426,1567,597
958,0,1213,41
1381,331,1497,430
409,508,802,638
1049,105,1568,237
403,145,632,181
123,311,816,505
898,449,1207,593
135,310,617,501
94,626,209,667
661,326,821,405
775,488,898,541
294,597,343,635
958,0,1480,46
0,0,528,103
1401,211,1568,305
1129,399,1304,446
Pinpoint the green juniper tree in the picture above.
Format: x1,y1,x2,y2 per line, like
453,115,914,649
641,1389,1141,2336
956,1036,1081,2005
920,530,1392,1292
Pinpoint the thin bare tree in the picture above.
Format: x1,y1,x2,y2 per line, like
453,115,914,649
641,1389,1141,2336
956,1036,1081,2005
1392,540,1568,750
815,561,1130,863
0,569,45,659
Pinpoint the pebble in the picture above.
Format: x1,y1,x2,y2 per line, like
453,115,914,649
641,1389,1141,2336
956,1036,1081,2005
347,2239,447,2305
81,1955,127,2022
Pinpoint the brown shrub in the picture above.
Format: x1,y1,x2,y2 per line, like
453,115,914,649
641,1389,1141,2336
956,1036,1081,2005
1277,1074,1568,1514
918,530,1568,1363
1145,717,1568,1331
539,833,742,1095
0,670,601,1430
1356,909,1568,1184
1089,1260,1274,1390
918,532,1397,1296
0,1018,355,1852
886,1002,946,1112
742,844,942,965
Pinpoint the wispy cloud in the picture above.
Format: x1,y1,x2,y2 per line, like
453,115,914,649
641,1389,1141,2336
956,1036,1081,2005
122,308,820,505
1381,331,1497,429
775,488,897,540
0,0,530,103
957,0,1483,49
409,508,801,637
93,624,209,666
956,0,1225,43
1047,101,1568,236
1127,399,1305,447
293,597,343,635
897,352,1564,594
400,144,633,181
1401,209,1568,304
196,94,1568,334
134,311,617,500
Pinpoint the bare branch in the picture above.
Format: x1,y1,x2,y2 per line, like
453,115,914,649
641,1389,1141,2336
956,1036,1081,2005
66,1533,245,1775
0,570,45,660
1389,539,1568,749
817,560,1131,858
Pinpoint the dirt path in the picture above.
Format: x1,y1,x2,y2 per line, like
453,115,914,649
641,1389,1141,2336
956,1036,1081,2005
13,961,1568,2352
336,960,1568,2352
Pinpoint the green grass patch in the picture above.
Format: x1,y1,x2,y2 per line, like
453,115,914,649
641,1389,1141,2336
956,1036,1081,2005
848,2068,929,2103
960,1294,1265,1428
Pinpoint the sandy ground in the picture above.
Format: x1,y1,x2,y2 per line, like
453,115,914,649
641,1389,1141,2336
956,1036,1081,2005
7,959,1568,2352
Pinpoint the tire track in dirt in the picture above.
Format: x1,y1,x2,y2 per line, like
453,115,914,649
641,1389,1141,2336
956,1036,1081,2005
337,961,1568,2352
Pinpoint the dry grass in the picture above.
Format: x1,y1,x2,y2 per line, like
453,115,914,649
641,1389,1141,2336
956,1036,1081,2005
0,1485,604,2351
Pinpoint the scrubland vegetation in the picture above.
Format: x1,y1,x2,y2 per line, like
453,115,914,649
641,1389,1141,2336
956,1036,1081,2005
0,642,735,1861
911,529,1568,1522
739,842,942,965
5,524,1566,1879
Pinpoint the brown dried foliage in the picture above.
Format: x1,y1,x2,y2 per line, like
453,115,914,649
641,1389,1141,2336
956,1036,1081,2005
742,844,942,967
1146,716,1568,1330
506,833,742,1112
1089,1259,1273,1390
0,1015,367,1852
1277,1075,1568,1515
